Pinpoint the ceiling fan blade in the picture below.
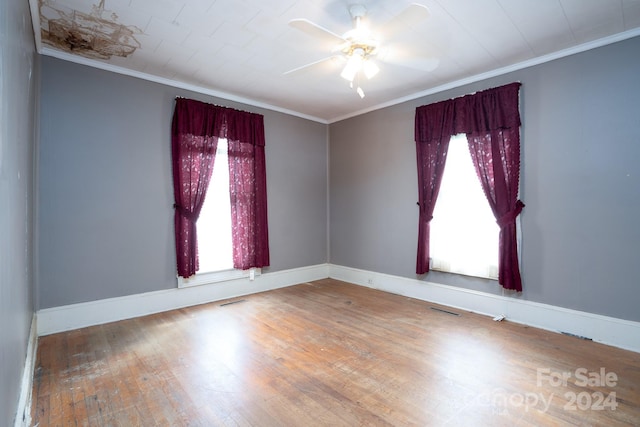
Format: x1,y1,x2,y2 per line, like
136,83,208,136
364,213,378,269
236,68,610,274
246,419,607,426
380,3,431,39
398,57,440,72
379,55,439,72
283,55,343,75
377,44,439,72
289,19,347,45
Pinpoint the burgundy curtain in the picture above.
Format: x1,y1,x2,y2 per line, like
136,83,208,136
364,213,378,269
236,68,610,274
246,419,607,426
415,82,524,291
227,114,270,270
415,101,454,275
172,99,221,278
172,98,269,278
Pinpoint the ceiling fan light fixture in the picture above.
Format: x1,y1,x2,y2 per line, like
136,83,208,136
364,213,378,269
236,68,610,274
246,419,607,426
287,3,438,100
363,59,379,79
340,47,364,81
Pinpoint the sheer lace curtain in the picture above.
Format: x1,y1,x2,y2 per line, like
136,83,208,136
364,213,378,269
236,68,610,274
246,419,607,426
414,100,454,275
171,98,269,278
415,82,524,291
226,114,270,270
172,100,221,278
467,129,524,291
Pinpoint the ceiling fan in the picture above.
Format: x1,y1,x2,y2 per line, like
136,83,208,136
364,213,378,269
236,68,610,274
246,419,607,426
285,3,438,98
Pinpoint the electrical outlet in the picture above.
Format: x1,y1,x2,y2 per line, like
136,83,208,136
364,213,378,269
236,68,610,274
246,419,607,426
367,278,373,285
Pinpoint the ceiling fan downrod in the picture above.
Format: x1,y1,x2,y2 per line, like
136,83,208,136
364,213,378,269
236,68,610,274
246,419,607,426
349,4,367,26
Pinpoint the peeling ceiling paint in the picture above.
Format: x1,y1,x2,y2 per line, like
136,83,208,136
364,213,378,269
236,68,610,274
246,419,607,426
39,0,141,60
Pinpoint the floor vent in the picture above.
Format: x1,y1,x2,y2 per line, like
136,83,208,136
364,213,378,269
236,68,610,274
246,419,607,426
430,307,460,316
220,299,246,307
561,331,592,341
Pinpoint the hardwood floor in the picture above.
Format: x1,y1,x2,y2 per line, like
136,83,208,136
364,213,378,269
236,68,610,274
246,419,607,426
31,279,640,426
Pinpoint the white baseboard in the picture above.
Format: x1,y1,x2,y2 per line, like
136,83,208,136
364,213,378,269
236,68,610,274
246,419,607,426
14,314,37,427
36,263,640,354
36,264,330,336
329,265,640,354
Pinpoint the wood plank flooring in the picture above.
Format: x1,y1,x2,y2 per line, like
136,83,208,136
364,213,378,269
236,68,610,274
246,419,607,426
31,279,640,426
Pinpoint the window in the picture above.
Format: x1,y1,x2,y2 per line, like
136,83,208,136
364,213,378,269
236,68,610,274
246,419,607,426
172,98,269,283
429,134,499,279
197,138,233,273
178,138,259,288
414,83,523,290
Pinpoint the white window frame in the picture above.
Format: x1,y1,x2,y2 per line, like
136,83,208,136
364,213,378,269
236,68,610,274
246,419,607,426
177,267,260,288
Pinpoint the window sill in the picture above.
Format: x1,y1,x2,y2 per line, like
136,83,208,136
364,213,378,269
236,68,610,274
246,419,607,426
430,258,498,281
177,267,261,288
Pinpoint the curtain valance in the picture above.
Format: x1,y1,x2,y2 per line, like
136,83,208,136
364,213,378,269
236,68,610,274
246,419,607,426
415,82,521,143
172,98,265,146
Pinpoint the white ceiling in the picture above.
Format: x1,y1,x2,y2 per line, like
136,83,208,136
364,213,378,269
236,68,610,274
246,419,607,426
31,0,640,123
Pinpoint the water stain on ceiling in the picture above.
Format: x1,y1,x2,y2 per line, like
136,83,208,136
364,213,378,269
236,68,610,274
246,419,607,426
39,0,142,60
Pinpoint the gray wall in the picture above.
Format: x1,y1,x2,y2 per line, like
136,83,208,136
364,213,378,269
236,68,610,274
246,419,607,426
38,57,327,309
330,36,640,322
37,35,640,322
0,0,37,424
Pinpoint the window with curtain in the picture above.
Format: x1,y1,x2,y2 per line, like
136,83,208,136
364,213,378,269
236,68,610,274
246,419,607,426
196,138,234,274
430,134,499,279
171,98,270,284
414,82,524,291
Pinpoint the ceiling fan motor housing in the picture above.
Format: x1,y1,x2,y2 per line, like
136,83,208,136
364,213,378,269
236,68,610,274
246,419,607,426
349,4,367,20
